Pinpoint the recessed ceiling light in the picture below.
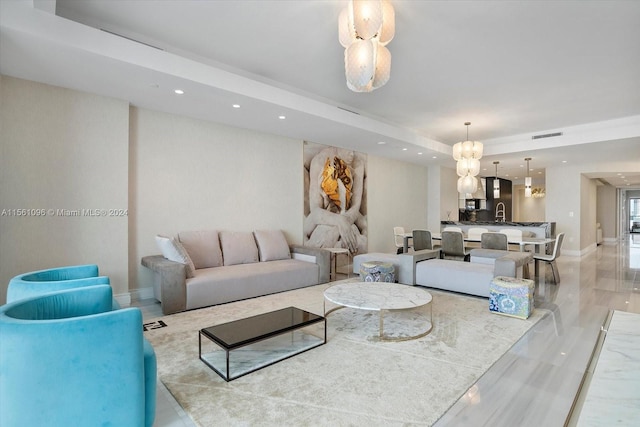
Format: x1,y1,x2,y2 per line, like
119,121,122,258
418,152,423,155
519,164,524,167
402,148,408,151
562,160,568,163
433,156,437,159
174,89,184,95
538,171,542,174
377,141,386,145
621,176,626,179
232,104,240,108
617,173,622,175
278,115,286,120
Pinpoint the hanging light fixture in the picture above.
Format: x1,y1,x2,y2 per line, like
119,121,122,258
339,0,395,92
493,161,500,198
453,122,483,195
524,157,532,197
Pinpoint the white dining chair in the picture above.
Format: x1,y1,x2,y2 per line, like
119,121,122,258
443,226,462,232
467,227,488,240
500,228,524,251
534,232,565,283
394,226,411,254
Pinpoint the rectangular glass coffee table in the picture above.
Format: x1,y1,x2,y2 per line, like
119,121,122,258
199,306,326,381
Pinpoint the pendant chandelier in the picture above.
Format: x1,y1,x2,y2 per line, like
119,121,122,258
453,122,483,194
493,161,500,198
339,0,395,92
524,157,532,197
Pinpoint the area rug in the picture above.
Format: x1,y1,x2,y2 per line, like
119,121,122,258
144,279,544,426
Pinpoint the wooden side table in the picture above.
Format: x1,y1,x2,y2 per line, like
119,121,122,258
326,248,350,280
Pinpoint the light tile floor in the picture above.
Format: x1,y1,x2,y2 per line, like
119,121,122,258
138,236,640,426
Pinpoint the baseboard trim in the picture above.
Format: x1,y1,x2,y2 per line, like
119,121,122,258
114,292,131,307
130,286,155,302
114,287,154,307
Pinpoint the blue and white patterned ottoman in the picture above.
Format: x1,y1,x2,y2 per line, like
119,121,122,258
359,261,395,283
489,276,535,319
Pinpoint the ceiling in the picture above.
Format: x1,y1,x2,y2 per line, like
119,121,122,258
1,0,640,187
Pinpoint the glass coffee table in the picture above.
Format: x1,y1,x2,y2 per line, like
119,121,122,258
199,306,326,381
324,282,433,342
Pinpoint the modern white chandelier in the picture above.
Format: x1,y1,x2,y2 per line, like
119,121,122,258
453,122,483,194
338,0,395,92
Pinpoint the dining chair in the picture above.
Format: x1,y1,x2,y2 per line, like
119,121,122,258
499,228,525,251
412,229,433,251
443,226,462,232
534,232,565,283
466,227,488,249
467,227,488,241
394,226,410,254
481,232,509,251
440,230,470,261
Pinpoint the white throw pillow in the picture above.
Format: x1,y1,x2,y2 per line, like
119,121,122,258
219,231,259,266
155,235,196,278
254,229,290,262
178,230,223,269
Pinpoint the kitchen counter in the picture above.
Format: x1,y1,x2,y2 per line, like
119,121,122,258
441,221,555,238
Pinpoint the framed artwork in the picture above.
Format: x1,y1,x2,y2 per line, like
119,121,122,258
303,142,367,255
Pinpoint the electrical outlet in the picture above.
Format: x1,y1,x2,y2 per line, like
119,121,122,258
569,211,574,217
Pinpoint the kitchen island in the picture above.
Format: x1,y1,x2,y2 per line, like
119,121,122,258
440,221,555,238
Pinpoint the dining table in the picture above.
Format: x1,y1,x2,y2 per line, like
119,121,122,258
434,232,556,277
431,232,554,253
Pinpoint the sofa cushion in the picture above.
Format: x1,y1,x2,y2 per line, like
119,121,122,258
178,230,223,269
155,235,196,278
254,229,291,262
220,231,259,266
185,259,318,310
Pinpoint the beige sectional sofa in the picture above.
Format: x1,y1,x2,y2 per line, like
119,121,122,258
142,229,330,314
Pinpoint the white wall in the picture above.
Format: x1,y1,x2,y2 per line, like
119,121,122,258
580,175,598,253
0,76,129,303
512,184,546,222
130,107,305,290
596,184,617,240
546,154,640,255
426,165,458,232
130,107,431,291
367,155,429,253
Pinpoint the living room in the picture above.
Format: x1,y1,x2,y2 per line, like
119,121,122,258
1,1,639,426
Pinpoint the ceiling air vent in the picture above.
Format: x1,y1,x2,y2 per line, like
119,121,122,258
337,106,361,115
100,29,164,50
532,132,563,140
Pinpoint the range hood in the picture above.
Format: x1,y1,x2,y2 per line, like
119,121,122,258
458,178,486,200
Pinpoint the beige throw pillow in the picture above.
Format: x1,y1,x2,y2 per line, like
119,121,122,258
178,230,223,269
155,235,196,278
254,229,290,262
219,231,259,266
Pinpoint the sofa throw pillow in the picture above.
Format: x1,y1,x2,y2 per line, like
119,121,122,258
155,235,196,278
254,229,290,262
219,231,259,266
178,230,223,269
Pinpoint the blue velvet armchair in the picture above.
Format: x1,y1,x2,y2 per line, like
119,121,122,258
0,285,156,427
6,264,118,307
